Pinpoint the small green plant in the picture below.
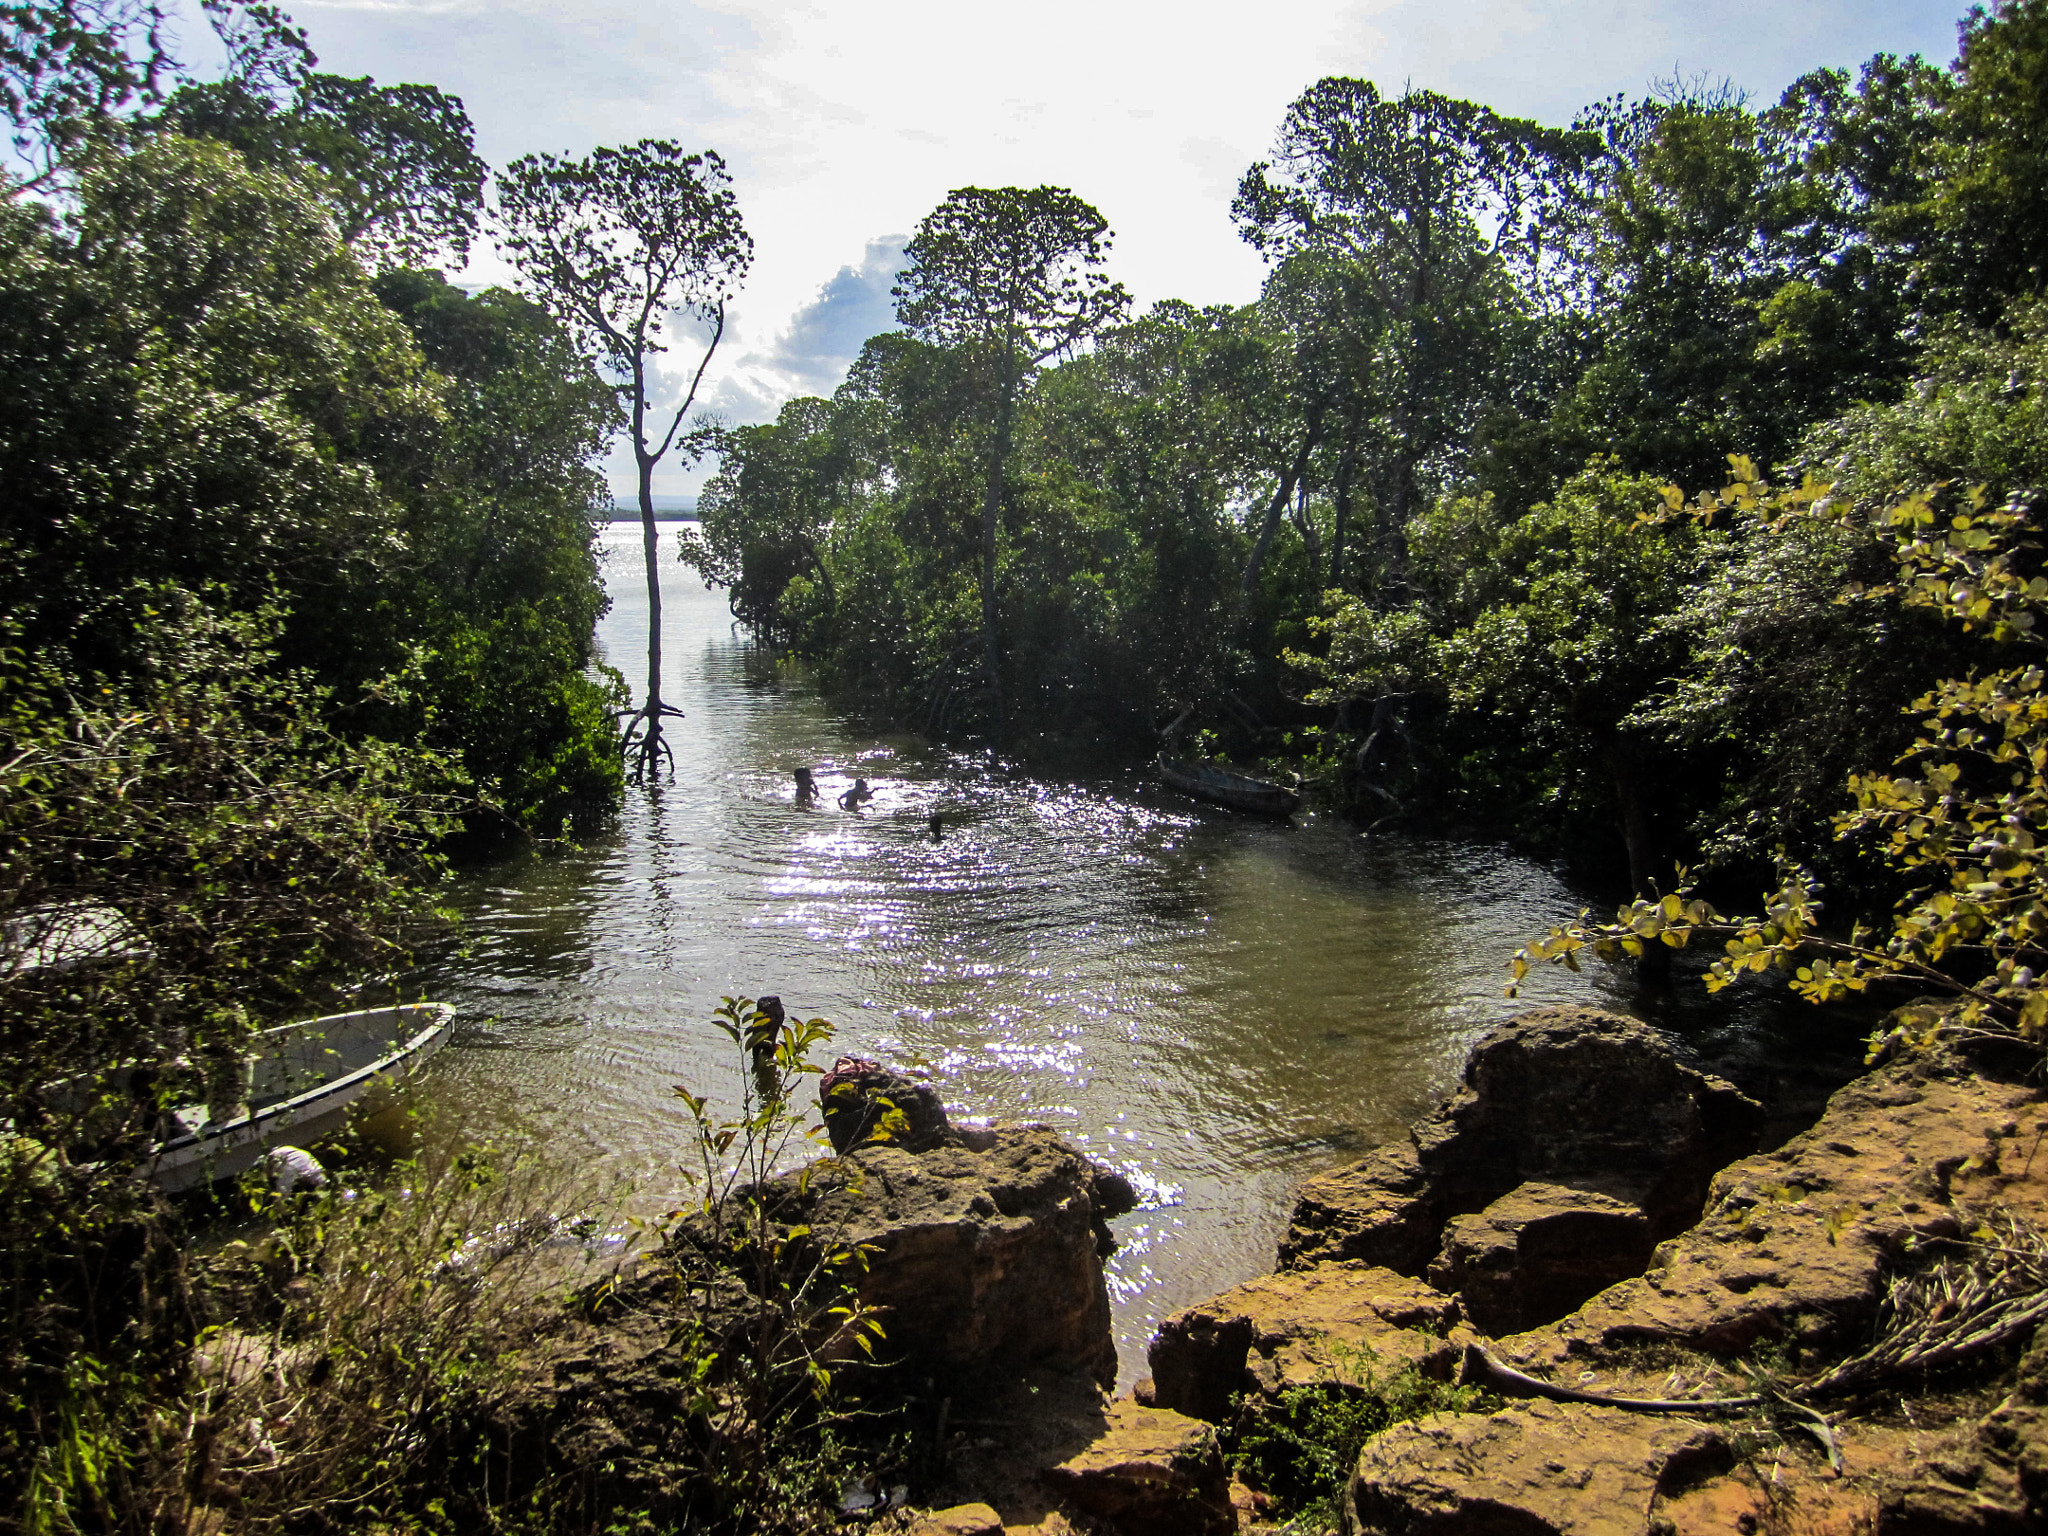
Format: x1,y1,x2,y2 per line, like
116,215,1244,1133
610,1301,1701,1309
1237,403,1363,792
1230,1342,1497,1528
651,996,891,1529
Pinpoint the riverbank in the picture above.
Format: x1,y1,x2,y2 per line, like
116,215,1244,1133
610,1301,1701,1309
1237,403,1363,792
164,999,2044,1534
767,1006,2045,1532
426,541,1680,1382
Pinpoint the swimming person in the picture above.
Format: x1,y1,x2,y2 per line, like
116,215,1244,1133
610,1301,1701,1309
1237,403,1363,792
929,810,944,843
838,776,874,812
794,766,817,804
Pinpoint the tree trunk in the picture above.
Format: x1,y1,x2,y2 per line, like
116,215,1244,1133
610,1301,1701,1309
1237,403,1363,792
1381,429,1414,597
1291,476,1322,590
1605,739,1670,987
1240,421,1318,601
1330,442,1356,592
980,382,1013,730
801,534,835,609
634,445,667,775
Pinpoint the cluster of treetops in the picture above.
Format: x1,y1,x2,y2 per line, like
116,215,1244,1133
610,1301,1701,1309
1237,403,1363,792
6,0,2048,904
683,0,2048,914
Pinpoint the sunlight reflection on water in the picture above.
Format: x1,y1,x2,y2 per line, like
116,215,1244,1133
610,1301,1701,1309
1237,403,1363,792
419,525,1639,1382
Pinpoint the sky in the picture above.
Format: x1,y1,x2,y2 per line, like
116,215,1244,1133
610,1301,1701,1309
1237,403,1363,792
253,0,1967,497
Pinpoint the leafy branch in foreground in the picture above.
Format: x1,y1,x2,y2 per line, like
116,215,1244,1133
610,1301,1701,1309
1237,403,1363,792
0,590,466,1536
641,996,889,1527
1513,467,2048,1053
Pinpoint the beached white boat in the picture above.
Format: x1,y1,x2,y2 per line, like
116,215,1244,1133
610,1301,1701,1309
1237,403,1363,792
145,1003,455,1192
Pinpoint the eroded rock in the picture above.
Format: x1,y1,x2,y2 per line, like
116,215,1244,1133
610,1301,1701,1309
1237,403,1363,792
1345,1400,1729,1536
1427,1181,1657,1336
1042,1400,1233,1536
793,1126,1121,1385
1147,1262,1461,1425
1507,1054,2044,1364
1882,1333,2048,1532
1281,1142,1438,1273
905,1503,1004,1536
1279,1008,1764,1288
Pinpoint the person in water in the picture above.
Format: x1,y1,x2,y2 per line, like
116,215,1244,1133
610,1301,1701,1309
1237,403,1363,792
838,776,874,812
929,810,944,843
794,766,817,804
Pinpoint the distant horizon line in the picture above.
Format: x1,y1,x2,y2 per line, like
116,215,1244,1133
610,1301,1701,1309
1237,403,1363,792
605,492,697,509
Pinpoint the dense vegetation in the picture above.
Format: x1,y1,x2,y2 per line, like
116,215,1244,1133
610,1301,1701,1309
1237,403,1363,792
7,0,2048,1530
684,0,2048,915
1,35,624,837
0,6,629,1530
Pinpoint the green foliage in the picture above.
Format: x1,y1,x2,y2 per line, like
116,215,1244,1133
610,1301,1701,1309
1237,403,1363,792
369,268,626,830
1229,1343,1497,1525
1802,296,2048,505
653,997,889,1529
893,184,1132,718
1918,0,2048,318
183,1150,630,1534
0,0,311,188
1513,475,2048,1055
681,398,849,634
0,134,621,832
0,595,462,1536
1473,60,1932,511
1236,78,1584,580
0,133,442,680
1293,461,1707,889
893,184,1130,362
160,70,490,267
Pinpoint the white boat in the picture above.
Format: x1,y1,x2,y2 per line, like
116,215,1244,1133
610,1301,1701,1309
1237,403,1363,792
145,1003,456,1192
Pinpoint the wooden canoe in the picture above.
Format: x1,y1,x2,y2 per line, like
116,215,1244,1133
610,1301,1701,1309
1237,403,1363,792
145,1003,455,1192
1157,754,1300,818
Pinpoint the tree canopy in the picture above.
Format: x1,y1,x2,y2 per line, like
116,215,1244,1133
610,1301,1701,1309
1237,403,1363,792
891,184,1129,719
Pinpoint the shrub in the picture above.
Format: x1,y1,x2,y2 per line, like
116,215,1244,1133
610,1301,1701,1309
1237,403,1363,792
1229,1342,1497,1528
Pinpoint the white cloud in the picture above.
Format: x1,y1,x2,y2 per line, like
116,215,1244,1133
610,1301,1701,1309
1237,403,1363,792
271,0,1964,495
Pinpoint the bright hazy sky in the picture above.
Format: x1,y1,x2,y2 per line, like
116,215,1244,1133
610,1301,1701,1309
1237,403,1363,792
263,0,1965,496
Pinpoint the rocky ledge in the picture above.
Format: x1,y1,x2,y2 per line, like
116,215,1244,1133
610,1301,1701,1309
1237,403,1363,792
495,1011,2047,1534
1138,1006,2048,1536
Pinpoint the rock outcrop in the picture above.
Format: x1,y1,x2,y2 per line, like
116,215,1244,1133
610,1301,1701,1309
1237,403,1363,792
1506,1051,2045,1366
1345,1400,1730,1536
481,1117,1135,1529
1883,1334,2048,1532
1041,1400,1234,1536
1146,1263,1462,1425
1427,1181,1657,1336
1135,1011,2047,1536
904,1504,1004,1536
1280,1008,1765,1332
778,1124,1125,1385
1328,1044,2047,1536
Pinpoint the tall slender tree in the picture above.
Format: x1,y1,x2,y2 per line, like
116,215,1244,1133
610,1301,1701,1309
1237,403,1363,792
1235,81,1580,595
893,185,1128,724
499,140,751,775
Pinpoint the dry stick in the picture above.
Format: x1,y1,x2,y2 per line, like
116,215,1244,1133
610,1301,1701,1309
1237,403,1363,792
1460,1343,1766,1414
1460,1345,1842,1470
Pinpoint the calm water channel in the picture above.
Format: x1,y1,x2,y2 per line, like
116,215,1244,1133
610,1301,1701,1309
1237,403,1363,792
417,523,1631,1382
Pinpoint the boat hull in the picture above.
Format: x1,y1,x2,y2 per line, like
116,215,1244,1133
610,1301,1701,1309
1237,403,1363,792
146,1003,455,1192
1157,755,1300,818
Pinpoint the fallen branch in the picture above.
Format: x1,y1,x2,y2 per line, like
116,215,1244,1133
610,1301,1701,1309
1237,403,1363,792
1459,1343,1764,1414
1459,1344,1842,1470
